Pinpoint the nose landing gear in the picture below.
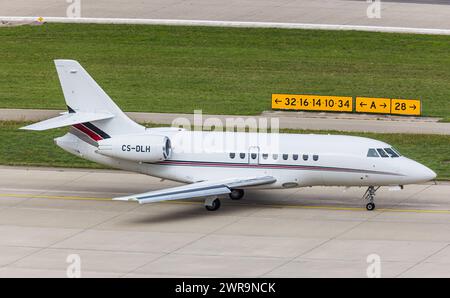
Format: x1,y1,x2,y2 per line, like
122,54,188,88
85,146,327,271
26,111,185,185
366,202,375,211
363,186,380,211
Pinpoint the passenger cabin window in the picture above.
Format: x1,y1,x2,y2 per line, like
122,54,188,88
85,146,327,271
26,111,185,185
229,153,235,159
272,154,278,160
293,154,298,161
251,153,257,160
367,149,379,157
377,148,389,158
240,153,246,159
313,155,319,161
303,154,308,161
384,148,399,158
283,154,288,160
262,153,268,159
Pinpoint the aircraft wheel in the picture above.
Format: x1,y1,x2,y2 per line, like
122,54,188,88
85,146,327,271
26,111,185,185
229,189,244,200
205,198,221,211
366,202,375,211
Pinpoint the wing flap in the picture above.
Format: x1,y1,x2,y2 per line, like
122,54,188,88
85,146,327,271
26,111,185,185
20,111,114,131
114,176,276,204
226,176,277,188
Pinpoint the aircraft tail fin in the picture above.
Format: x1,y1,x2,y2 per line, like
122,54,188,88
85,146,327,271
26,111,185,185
21,60,144,137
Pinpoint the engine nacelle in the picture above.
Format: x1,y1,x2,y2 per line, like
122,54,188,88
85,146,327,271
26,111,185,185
97,134,172,162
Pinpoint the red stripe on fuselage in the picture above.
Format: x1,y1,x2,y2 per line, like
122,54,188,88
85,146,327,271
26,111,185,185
72,124,103,141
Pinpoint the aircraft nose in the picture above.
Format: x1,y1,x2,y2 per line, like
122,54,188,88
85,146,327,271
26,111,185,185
422,165,437,181
406,161,437,183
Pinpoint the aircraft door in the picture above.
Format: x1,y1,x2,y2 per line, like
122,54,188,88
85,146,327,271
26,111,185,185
248,146,260,165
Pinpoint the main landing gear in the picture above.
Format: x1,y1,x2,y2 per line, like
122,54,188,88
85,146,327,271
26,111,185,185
204,189,245,211
363,186,380,211
204,197,221,211
229,189,244,200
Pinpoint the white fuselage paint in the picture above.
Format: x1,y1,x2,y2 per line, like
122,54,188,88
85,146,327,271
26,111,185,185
55,128,436,190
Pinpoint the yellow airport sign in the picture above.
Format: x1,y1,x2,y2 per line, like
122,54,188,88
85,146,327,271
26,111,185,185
272,94,353,112
272,94,299,110
356,97,391,114
391,99,421,116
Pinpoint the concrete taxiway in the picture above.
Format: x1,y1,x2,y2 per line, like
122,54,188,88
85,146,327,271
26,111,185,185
0,166,449,277
1,0,450,30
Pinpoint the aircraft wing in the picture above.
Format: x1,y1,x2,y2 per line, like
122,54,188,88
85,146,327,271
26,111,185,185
113,176,276,204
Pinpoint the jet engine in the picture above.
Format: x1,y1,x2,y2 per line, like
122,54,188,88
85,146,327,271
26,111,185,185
96,134,172,162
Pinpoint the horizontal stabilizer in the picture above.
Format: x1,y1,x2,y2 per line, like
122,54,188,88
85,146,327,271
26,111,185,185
20,111,114,131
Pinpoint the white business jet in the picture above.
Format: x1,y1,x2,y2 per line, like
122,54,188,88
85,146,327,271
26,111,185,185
22,60,436,211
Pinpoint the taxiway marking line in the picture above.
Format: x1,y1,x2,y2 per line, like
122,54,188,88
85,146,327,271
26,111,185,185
1,17,450,35
0,193,449,214
0,193,111,201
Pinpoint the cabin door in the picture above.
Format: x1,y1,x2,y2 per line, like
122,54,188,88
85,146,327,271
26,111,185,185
248,146,260,165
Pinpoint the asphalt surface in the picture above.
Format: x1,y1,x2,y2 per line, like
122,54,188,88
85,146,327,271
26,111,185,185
0,166,449,277
1,108,449,135
1,0,450,30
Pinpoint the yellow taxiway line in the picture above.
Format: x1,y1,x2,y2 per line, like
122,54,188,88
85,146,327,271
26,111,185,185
1,193,450,214
0,193,111,201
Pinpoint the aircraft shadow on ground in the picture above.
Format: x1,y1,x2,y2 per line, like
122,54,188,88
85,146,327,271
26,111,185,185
128,203,257,224
124,189,371,224
127,190,275,224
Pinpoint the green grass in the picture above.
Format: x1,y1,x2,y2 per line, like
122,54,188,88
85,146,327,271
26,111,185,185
1,121,449,179
0,122,102,169
0,23,449,118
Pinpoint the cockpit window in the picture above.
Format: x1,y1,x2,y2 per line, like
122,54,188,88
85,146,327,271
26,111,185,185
384,148,399,158
391,147,402,157
367,149,379,157
376,148,389,158
368,147,401,158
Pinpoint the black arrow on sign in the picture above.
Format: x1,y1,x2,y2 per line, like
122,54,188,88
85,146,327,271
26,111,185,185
275,99,281,104
410,104,416,110
380,103,387,108
360,102,367,107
